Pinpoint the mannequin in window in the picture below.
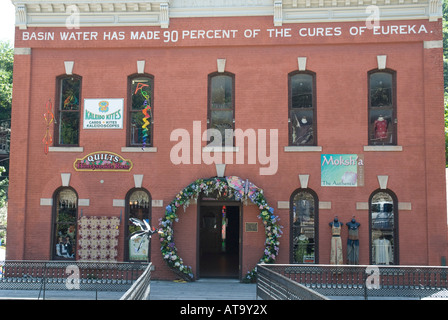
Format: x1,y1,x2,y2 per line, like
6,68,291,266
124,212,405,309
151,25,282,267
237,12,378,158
374,115,388,140
293,115,313,145
56,236,71,258
65,236,74,258
346,217,360,265
373,234,393,265
298,199,311,222
329,216,343,265
56,237,66,257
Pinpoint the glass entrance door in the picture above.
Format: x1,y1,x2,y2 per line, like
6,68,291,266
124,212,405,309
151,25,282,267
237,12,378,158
199,205,240,278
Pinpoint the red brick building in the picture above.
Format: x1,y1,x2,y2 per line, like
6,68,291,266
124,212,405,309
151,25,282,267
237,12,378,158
7,0,447,281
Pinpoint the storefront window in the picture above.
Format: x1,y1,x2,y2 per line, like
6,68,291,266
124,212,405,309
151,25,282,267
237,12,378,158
129,75,154,147
52,187,78,260
126,189,152,262
370,190,398,265
290,189,318,264
289,71,316,146
208,73,235,146
56,76,81,146
368,70,397,145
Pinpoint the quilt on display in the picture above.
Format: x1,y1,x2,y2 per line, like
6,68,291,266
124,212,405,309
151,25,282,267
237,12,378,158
78,216,120,261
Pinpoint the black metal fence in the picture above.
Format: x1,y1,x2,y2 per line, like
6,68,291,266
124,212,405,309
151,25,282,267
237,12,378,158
257,264,448,300
257,264,329,300
0,260,148,298
120,263,152,300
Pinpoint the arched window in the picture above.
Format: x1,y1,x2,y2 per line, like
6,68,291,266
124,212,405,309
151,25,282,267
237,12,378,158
288,71,316,146
125,188,152,262
128,74,154,147
290,189,318,264
208,72,235,146
368,69,397,145
55,75,81,146
369,189,399,265
52,187,78,260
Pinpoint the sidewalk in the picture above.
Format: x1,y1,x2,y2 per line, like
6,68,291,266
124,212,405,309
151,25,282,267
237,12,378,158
149,279,257,300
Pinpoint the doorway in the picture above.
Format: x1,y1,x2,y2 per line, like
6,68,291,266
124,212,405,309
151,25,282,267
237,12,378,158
199,205,240,279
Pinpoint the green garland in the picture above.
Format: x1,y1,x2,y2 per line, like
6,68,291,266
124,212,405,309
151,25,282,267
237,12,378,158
158,176,282,282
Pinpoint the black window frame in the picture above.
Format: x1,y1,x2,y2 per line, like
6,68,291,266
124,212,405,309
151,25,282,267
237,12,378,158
369,188,399,265
127,74,155,147
289,188,319,264
51,187,78,261
368,69,397,146
125,188,152,262
207,72,235,147
54,75,82,147
288,70,317,146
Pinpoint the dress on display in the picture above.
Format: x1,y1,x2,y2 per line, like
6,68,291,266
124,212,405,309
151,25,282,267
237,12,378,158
330,223,343,265
373,238,393,265
374,118,388,140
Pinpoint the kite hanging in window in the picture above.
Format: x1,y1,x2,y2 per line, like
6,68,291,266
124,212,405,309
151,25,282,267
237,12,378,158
63,93,78,109
134,83,152,150
43,99,54,155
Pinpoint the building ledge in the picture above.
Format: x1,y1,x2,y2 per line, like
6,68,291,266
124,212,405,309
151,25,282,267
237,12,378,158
121,147,158,153
11,0,442,29
203,146,239,153
284,146,322,152
363,145,403,152
49,146,84,153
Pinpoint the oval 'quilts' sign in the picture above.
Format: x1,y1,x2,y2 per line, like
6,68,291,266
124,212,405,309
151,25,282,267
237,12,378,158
74,151,133,172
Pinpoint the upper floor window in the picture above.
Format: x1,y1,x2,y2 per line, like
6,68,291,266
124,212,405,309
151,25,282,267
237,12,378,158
128,75,154,147
52,187,78,260
289,71,316,146
55,75,81,146
208,73,235,146
290,188,318,264
126,188,152,262
368,70,397,145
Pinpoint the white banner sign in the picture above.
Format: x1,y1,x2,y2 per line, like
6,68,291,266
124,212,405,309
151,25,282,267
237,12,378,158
83,99,124,129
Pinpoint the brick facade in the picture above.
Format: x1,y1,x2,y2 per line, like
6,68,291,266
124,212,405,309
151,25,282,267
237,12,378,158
7,3,448,280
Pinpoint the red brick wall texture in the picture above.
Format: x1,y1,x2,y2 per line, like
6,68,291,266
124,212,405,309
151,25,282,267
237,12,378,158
7,16,447,280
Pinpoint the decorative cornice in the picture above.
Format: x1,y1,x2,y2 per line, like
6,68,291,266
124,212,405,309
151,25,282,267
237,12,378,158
12,0,442,29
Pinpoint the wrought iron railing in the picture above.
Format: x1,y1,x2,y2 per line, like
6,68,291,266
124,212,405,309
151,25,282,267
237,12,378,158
257,264,448,300
120,262,152,300
257,264,329,300
0,260,148,298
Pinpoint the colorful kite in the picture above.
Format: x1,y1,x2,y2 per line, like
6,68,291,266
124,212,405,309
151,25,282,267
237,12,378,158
134,83,152,150
43,99,54,155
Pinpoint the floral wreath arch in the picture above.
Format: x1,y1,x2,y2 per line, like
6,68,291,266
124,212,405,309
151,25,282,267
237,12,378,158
158,176,282,282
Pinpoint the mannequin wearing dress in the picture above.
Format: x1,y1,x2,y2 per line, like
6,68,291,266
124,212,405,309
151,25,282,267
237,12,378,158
374,116,388,140
329,217,343,265
373,234,393,265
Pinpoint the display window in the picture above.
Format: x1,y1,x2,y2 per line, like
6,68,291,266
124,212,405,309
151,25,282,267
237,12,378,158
55,75,81,146
125,188,152,262
128,74,154,147
208,72,235,147
288,71,316,146
368,70,397,145
290,189,319,264
369,189,399,265
52,187,78,260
